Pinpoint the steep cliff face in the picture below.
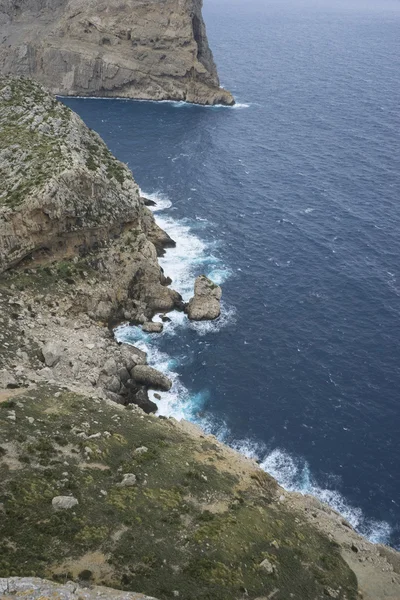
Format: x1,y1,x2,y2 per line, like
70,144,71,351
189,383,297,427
0,76,181,320
0,0,234,105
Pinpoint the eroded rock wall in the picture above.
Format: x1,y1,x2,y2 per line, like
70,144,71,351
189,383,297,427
0,0,234,105
0,77,181,321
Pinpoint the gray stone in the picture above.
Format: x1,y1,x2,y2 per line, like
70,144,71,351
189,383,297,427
41,341,64,367
186,275,222,321
134,446,148,455
51,495,79,510
104,376,121,394
117,366,130,384
142,322,163,333
0,369,18,389
131,365,172,392
121,345,147,370
95,301,113,321
102,357,118,376
259,558,275,574
0,576,159,598
117,473,137,487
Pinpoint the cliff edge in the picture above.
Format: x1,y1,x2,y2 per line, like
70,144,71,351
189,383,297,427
0,0,234,105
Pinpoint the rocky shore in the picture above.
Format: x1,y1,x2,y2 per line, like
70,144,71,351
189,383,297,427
1,77,400,600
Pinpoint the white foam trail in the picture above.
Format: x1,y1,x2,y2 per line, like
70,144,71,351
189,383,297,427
140,189,233,302
58,95,249,109
140,189,172,211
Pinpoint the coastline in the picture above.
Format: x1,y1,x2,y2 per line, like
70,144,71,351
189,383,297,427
117,191,393,548
1,78,400,599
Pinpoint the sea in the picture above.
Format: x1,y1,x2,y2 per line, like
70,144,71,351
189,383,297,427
62,0,400,549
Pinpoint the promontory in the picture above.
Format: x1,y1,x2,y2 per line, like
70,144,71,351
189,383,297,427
0,0,234,105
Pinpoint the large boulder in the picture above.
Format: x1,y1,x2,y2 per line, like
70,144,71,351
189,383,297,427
120,345,147,370
51,496,78,511
41,341,65,367
142,322,163,334
131,365,172,392
186,276,222,321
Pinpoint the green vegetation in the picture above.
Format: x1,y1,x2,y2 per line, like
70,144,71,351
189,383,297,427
0,385,358,600
0,77,129,209
0,78,71,208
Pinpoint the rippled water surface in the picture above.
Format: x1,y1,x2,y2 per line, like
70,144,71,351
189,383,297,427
63,0,400,547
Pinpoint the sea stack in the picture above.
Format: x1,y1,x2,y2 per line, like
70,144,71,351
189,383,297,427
0,0,234,106
187,275,222,320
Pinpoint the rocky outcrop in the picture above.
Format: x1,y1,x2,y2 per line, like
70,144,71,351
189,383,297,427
0,77,182,322
0,0,234,106
186,275,222,320
131,365,172,392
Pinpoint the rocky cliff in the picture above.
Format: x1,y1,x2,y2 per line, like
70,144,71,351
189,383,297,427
0,0,234,105
0,78,400,600
0,76,181,322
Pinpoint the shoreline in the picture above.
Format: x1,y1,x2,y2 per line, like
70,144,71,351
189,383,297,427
123,193,394,546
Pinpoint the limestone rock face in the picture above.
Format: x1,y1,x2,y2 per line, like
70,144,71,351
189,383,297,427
0,0,234,106
0,77,182,321
186,275,222,320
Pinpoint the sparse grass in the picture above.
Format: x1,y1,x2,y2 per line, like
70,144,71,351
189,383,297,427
0,384,358,600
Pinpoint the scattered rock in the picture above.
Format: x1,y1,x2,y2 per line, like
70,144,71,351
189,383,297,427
117,473,137,487
0,577,160,599
142,322,163,334
101,358,118,376
41,341,64,367
51,496,79,510
259,559,275,574
122,345,147,369
126,385,158,414
0,369,19,389
132,365,172,392
134,446,148,455
142,196,157,207
186,275,222,321
324,588,340,598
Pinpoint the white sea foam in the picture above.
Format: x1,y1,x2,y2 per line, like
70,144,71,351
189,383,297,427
115,190,393,548
59,95,249,110
259,448,391,544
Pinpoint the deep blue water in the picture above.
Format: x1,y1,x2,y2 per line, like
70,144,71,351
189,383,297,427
63,0,400,547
